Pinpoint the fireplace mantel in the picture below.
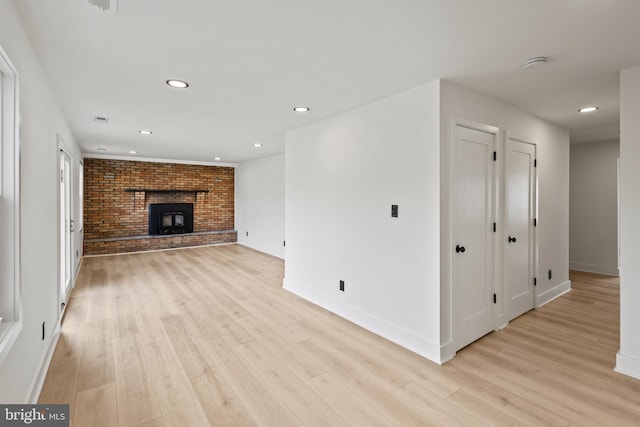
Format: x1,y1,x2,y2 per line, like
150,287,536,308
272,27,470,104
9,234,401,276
124,189,210,193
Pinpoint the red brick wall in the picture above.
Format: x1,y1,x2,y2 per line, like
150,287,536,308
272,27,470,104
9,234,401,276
83,158,236,254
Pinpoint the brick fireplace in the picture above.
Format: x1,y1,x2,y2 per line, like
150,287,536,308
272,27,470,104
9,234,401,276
83,158,237,255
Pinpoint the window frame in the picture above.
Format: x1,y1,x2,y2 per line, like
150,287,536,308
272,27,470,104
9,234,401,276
0,44,22,366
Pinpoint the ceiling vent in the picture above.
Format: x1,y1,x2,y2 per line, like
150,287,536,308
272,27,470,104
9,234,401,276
86,0,118,14
522,56,548,70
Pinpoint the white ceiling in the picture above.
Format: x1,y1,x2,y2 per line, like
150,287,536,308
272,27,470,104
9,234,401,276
13,0,639,162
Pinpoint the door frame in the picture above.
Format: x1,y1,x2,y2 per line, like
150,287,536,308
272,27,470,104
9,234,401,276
449,116,500,352
501,132,538,325
57,135,74,318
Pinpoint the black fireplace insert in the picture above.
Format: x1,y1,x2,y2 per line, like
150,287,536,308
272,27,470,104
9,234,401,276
148,203,194,235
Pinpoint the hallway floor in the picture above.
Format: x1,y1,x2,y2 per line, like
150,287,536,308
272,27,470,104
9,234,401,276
39,245,640,426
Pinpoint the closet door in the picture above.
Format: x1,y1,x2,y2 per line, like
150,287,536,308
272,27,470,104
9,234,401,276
452,123,497,351
504,136,536,321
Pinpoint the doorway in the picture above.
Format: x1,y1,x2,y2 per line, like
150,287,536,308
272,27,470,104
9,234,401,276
504,134,537,321
58,144,73,315
452,120,498,351
451,120,540,352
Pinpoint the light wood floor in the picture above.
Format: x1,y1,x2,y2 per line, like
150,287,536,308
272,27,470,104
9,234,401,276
40,244,640,426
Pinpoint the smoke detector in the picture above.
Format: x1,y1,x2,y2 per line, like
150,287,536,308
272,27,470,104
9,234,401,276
86,0,119,14
522,57,548,70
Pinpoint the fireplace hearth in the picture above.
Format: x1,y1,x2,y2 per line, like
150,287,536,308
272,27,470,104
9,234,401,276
149,203,194,235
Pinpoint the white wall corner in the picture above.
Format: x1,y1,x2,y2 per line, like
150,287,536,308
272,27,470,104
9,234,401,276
283,278,443,364
27,321,61,403
439,341,456,364
536,280,571,308
615,351,640,380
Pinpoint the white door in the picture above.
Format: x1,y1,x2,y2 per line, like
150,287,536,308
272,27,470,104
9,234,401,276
453,124,497,351
59,148,72,313
504,137,536,321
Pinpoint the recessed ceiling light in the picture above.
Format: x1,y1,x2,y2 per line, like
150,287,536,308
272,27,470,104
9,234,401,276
522,56,548,70
128,150,137,154
214,157,221,161
166,79,189,88
253,143,263,148
139,130,152,135
293,106,310,113
97,147,107,152
579,106,599,113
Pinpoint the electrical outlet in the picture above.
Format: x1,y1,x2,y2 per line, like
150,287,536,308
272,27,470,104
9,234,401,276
391,204,399,218
246,231,248,237
339,280,345,292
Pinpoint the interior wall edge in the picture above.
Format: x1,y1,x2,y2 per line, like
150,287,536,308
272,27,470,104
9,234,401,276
615,351,640,381
283,278,443,365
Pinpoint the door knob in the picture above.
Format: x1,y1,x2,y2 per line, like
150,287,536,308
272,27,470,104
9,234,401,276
455,244,466,253
508,236,517,243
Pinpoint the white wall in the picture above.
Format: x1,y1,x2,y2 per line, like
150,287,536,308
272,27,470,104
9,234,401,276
284,80,570,365
569,140,619,276
0,0,82,402
439,81,570,360
236,152,285,258
284,81,442,362
616,66,640,380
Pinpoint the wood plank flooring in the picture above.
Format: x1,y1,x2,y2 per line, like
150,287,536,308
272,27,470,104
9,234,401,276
39,245,640,426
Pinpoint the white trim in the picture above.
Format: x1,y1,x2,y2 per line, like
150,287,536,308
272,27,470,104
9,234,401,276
504,131,537,145
284,278,443,364
0,320,22,367
536,280,571,307
439,342,456,364
27,322,61,403
74,255,84,283
451,116,500,135
569,262,619,277
83,152,238,168
615,351,640,380
0,43,22,367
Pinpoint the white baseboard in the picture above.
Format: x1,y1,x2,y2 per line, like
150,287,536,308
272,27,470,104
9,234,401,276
537,280,571,308
27,321,61,403
569,262,619,277
439,342,456,364
283,278,442,364
615,351,640,380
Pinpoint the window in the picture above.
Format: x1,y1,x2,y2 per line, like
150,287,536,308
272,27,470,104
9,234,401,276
0,45,21,366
